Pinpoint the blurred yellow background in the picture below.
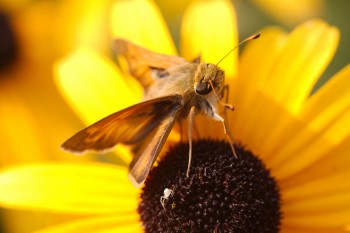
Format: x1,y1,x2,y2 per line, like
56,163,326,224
0,0,349,232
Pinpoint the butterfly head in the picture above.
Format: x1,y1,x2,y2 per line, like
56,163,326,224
194,63,225,96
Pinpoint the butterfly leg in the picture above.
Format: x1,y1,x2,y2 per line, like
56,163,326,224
210,82,234,111
192,119,200,139
178,120,185,142
221,84,234,110
221,85,238,159
212,111,237,158
210,83,238,158
187,106,196,177
178,118,199,143
222,117,238,158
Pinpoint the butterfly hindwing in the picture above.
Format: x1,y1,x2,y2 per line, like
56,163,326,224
128,101,182,187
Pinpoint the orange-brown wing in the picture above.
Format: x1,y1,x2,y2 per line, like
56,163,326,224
128,104,181,187
114,39,188,90
61,95,183,154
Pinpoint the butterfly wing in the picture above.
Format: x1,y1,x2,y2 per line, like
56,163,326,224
128,103,181,187
61,95,183,154
114,39,189,90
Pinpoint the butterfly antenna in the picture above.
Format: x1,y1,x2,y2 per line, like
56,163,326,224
216,33,260,66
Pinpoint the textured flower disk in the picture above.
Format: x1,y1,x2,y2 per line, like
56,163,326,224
139,140,281,233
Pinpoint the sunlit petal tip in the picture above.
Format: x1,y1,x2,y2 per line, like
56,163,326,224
180,0,238,78
0,163,138,214
54,46,141,125
110,0,176,55
257,19,340,115
287,19,340,59
71,1,111,54
251,0,325,26
294,19,340,49
302,18,339,34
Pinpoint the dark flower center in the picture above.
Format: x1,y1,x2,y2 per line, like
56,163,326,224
138,139,281,233
0,12,17,71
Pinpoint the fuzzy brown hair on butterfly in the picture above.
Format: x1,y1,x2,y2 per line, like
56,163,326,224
61,33,260,187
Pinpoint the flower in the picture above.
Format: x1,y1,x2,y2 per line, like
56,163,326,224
0,0,350,232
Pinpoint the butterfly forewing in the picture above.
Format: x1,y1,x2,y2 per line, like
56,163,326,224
114,39,188,90
61,95,183,154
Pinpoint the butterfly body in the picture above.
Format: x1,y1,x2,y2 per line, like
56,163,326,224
146,62,225,120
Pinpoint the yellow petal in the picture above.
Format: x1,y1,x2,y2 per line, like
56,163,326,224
72,0,112,53
262,63,350,168
36,214,142,233
0,96,46,164
283,209,350,228
51,0,113,55
232,27,287,140
231,90,300,161
282,227,347,233
268,126,331,179
54,46,141,125
111,0,176,55
262,19,339,114
250,0,325,25
282,171,350,202
2,208,59,233
284,191,350,214
272,107,350,179
180,0,238,79
302,64,350,134
231,21,344,178
155,0,191,32
230,85,347,182
282,135,350,188
0,163,139,214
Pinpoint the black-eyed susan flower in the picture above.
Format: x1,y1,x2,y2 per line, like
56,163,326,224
0,0,349,232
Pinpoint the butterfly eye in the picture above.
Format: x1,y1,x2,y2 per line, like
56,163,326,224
195,82,212,95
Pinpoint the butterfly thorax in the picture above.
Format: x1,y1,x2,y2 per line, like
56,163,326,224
145,62,225,120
